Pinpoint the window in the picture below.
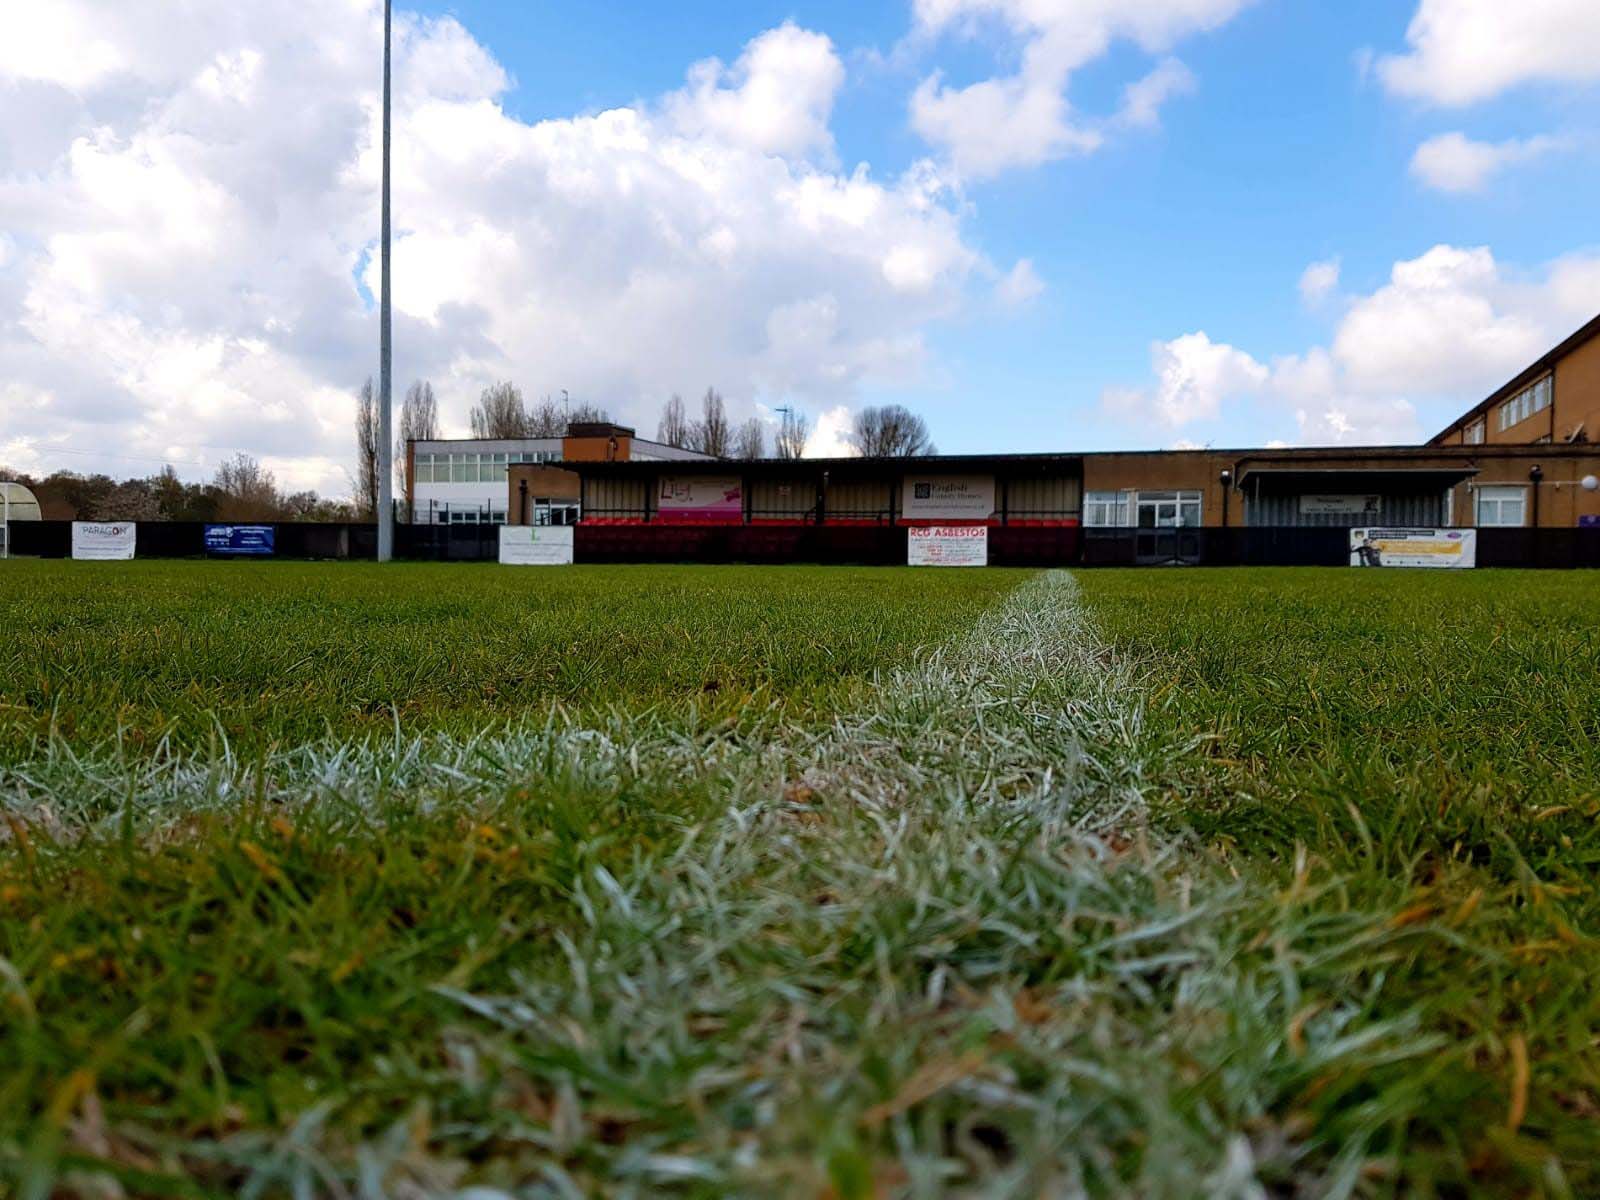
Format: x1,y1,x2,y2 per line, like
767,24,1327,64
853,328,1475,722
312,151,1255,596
450,454,468,483
1464,419,1485,446
1476,485,1526,527
413,455,432,484
1135,490,1202,528
1084,490,1130,527
1497,374,1552,432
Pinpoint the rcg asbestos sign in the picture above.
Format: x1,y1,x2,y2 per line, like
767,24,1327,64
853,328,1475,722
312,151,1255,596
900,475,995,521
908,525,988,566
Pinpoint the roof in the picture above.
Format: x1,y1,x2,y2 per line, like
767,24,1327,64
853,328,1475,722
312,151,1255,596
1428,310,1600,444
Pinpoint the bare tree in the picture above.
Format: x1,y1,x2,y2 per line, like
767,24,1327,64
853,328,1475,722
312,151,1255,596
215,452,281,521
528,396,565,437
354,377,380,518
849,404,935,457
690,387,731,457
469,381,530,438
774,408,809,460
732,417,765,460
566,401,611,427
396,380,439,513
657,394,690,447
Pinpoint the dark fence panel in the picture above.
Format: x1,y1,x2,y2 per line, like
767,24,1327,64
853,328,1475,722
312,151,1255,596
4,520,1598,568
8,520,71,557
575,524,907,565
989,526,1081,566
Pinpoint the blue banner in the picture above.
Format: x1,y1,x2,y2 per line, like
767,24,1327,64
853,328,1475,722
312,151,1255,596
205,524,275,556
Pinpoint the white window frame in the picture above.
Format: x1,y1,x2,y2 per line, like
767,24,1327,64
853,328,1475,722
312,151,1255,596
1497,374,1552,432
1464,419,1485,445
1083,489,1131,528
1475,485,1527,527
1135,490,1203,529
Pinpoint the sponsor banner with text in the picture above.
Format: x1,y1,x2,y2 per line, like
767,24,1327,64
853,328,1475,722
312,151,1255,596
908,524,988,567
71,522,136,561
900,474,995,521
204,524,275,556
657,476,743,521
499,524,575,565
1350,527,1475,569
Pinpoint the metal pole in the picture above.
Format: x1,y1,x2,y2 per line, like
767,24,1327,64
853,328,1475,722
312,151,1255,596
376,0,395,562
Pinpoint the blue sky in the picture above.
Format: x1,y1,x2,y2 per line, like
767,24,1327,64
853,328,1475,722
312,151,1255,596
396,0,1600,453
3,1,1599,489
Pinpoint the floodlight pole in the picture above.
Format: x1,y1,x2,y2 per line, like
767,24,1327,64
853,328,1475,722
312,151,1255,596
376,0,395,562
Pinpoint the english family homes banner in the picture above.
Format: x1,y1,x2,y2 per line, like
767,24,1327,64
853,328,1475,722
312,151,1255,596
900,475,995,521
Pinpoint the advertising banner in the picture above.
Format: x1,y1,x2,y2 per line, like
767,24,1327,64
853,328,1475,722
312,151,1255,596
1350,527,1476,568
71,522,136,561
908,525,988,567
204,524,275,556
499,524,575,565
1301,494,1380,516
657,476,743,521
901,474,995,521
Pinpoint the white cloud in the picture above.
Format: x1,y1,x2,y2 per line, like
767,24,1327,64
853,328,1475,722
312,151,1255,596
804,404,857,457
995,258,1044,306
1298,258,1341,306
1104,243,1600,444
1106,332,1268,428
909,0,1252,178
1409,131,1565,193
0,7,985,496
1378,0,1600,106
1116,58,1196,130
663,22,843,160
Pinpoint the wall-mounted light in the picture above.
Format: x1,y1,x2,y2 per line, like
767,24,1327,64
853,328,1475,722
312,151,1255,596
1219,468,1232,486
1529,464,1544,484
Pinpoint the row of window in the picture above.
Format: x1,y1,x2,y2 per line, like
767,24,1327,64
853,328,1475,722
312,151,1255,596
1084,490,1203,528
1497,375,1552,432
414,451,561,484
427,501,582,526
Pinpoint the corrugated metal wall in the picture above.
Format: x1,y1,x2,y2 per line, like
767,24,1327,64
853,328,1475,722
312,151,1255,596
583,476,648,517
1246,492,1445,527
1004,476,1081,519
827,480,893,520
750,478,815,519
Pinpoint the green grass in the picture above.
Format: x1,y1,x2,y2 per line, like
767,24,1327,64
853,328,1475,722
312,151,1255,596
3,563,1599,1196
0,560,1026,760
1078,568,1600,1194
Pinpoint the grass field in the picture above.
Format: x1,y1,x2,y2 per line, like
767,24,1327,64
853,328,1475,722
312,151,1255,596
2,561,1598,1197
0,561,1025,759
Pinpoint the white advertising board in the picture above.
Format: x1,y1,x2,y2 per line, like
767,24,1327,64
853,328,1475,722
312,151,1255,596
901,474,995,521
499,524,575,565
1350,527,1475,569
71,522,136,560
656,476,743,521
908,525,988,567
1301,494,1379,516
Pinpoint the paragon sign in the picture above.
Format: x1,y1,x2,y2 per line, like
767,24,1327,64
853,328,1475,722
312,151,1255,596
908,525,988,567
71,522,136,560
1350,528,1476,569
900,475,995,521
499,525,575,565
